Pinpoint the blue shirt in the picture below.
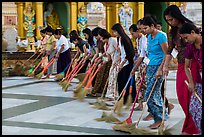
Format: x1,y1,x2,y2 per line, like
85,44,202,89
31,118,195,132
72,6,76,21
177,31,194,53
147,31,167,65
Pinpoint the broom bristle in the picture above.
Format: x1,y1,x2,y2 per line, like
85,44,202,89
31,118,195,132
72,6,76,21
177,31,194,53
36,72,44,79
95,111,121,123
114,97,124,116
75,88,88,101
74,83,83,93
125,94,132,110
91,102,111,110
58,78,66,85
61,80,68,88
63,82,70,92
112,122,136,133
28,72,35,77
74,73,86,82
55,73,64,80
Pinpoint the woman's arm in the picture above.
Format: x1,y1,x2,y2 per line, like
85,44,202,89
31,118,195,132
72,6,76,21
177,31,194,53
156,42,168,78
55,44,65,58
184,58,195,92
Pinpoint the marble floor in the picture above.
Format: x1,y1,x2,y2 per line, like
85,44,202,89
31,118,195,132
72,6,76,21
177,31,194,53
2,70,186,135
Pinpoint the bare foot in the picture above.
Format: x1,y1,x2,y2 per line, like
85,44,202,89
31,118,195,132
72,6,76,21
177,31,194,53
148,121,162,129
143,113,153,121
168,103,175,115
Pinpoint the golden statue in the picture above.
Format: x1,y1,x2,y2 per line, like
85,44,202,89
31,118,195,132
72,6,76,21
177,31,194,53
23,3,36,51
44,3,61,30
77,6,87,38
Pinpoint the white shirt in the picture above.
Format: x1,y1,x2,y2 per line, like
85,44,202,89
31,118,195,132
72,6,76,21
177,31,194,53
136,35,147,58
104,37,119,61
56,35,69,53
118,38,129,67
67,37,74,49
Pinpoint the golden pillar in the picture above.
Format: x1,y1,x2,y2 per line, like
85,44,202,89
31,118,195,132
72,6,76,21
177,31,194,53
137,2,144,22
106,4,112,33
70,2,78,31
112,2,120,24
16,2,25,38
35,2,43,40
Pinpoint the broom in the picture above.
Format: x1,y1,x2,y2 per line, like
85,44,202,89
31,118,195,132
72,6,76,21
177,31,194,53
74,61,99,93
24,52,45,76
185,80,202,103
73,62,96,96
35,57,56,79
112,77,158,135
58,60,74,86
94,76,132,123
125,76,135,110
90,76,115,110
114,73,145,125
55,61,72,80
62,62,85,92
135,78,158,128
114,76,132,116
61,59,85,90
158,75,168,135
59,59,81,88
75,63,102,101
89,77,110,106
27,55,48,77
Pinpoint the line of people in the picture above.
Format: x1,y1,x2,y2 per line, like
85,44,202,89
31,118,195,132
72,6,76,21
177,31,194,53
37,4,202,135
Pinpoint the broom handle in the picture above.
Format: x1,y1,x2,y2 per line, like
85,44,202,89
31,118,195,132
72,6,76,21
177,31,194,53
26,51,38,62
128,76,135,94
66,60,82,80
32,55,47,73
136,78,158,127
129,74,145,118
113,75,132,109
32,51,44,64
101,76,109,99
62,61,71,73
64,60,74,79
85,64,102,89
184,80,202,103
68,63,85,82
42,57,56,73
161,75,167,126
80,62,96,85
68,59,84,80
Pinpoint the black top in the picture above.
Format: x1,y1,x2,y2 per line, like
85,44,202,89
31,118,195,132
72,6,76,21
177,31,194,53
76,39,89,53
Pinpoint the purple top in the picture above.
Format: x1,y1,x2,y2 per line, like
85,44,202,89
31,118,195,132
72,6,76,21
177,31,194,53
185,43,202,83
185,43,202,68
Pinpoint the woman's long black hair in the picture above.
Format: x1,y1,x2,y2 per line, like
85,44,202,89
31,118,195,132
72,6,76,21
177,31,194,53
111,23,135,65
163,5,193,41
82,28,95,47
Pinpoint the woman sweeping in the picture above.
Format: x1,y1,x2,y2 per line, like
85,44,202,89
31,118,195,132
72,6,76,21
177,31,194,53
88,27,112,97
163,5,199,135
179,22,202,134
53,29,72,76
98,29,121,101
142,15,169,129
70,35,89,74
42,26,57,79
111,23,136,105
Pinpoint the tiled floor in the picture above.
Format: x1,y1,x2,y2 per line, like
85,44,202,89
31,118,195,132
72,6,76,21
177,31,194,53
2,71,186,135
